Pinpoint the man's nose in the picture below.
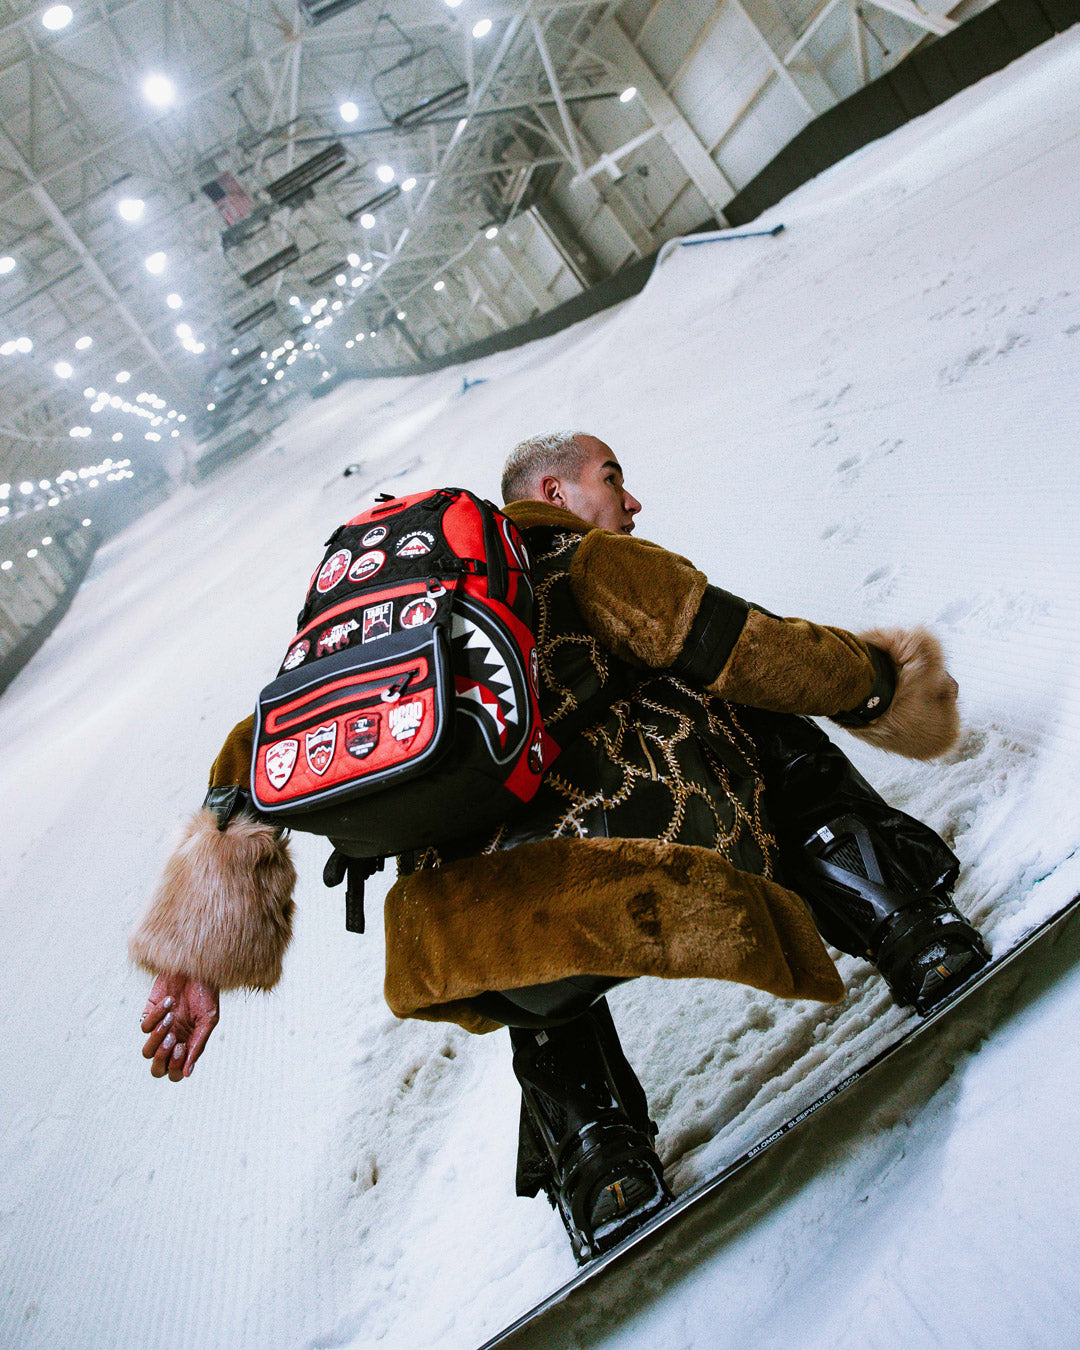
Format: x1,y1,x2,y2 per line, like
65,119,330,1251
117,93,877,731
624,491,642,515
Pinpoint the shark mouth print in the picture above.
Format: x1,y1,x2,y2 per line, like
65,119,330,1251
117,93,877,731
450,608,522,755
455,677,508,744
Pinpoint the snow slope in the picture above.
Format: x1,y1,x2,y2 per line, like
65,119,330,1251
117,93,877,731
3,28,1080,1350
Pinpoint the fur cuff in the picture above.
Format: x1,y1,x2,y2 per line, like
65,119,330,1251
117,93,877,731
129,809,296,991
844,627,960,760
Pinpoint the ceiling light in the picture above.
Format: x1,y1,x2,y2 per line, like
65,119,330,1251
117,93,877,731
0,341,15,356
445,0,463,7
166,293,182,309
340,101,359,122
274,370,284,380
54,360,73,378
359,213,376,230
351,276,363,288
0,255,15,274
401,177,417,192
112,432,123,442
145,251,167,274
619,86,637,103
347,253,360,267
115,370,130,383
472,19,492,38
175,322,192,341
117,197,144,222
485,225,499,239
83,386,95,398
20,482,33,493
433,280,445,292
361,261,373,272
376,165,395,184
1,561,11,569
142,73,176,108
356,333,365,341
27,548,38,558
42,536,52,545
335,273,346,286
145,432,161,441
41,5,73,30
75,335,92,350
14,336,32,353
396,310,406,320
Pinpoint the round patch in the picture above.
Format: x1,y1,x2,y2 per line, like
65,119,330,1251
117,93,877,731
361,525,388,548
316,548,352,593
396,530,435,559
401,596,437,629
282,639,310,672
348,549,386,582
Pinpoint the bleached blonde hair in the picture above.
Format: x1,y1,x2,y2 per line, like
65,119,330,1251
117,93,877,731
500,430,593,505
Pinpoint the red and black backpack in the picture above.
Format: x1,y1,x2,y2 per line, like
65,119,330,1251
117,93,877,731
250,488,552,872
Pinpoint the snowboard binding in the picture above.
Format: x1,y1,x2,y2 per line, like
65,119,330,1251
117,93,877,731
511,1018,672,1264
796,813,989,1014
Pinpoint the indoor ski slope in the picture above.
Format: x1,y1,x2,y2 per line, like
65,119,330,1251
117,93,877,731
2,28,1079,1350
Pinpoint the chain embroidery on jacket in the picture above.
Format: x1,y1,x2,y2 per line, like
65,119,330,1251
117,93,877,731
407,528,778,878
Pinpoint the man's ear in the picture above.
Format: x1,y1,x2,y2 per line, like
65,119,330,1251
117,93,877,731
538,474,565,507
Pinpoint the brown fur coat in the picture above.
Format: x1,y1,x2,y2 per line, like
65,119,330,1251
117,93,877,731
130,502,960,1027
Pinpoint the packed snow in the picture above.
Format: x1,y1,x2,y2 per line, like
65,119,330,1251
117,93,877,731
3,28,1080,1350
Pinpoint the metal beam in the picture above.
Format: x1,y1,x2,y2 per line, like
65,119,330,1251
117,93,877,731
494,233,551,312
600,16,734,222
862,0,957,35
731,0,839,113
0,126,195,401
851,1,871,85
530,16,586,175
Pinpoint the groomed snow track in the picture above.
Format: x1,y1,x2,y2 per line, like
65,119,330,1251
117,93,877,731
3,29,1080,1350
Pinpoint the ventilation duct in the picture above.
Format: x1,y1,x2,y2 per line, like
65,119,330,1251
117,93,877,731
393,82,468,129
297,0,363,25
307,259,350,287
233,300,278,332
266,143,347,208
346,185,401,221
241,245,300,288
227,347,263,371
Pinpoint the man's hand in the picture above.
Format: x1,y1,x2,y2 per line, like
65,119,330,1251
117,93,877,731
140,973,219,1081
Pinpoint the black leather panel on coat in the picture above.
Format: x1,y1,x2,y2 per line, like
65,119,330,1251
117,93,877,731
830,642,897,727
670,583,749,686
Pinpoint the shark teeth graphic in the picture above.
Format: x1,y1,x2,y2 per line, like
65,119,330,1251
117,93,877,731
450,612,518,725
456,679,507,743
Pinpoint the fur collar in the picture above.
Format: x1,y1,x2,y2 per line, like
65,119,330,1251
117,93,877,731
502,500,592,533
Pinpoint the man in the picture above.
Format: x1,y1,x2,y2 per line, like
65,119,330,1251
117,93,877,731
132,431,985,1261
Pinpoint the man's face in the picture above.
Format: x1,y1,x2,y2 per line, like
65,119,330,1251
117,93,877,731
552,436,642,534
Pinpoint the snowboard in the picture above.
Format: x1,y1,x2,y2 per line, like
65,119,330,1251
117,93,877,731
476,889,1080,1349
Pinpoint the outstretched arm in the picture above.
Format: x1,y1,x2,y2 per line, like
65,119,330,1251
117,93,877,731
140,972,220,1081
568,528,958,759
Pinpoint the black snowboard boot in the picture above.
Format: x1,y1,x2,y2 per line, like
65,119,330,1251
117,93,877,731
796,812,989,1013
510,1007,672,1264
